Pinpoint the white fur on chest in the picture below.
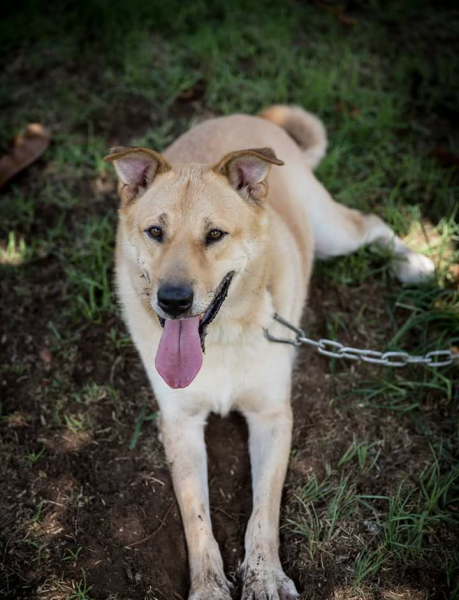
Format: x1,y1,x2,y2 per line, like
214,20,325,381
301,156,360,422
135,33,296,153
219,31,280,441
150,325,294,419
118,258,296,420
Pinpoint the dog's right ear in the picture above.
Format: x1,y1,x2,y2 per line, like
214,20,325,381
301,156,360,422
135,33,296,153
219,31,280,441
104,147,171,205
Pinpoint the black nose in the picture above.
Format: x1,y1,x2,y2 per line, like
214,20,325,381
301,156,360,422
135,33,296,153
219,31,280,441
157,284,194,317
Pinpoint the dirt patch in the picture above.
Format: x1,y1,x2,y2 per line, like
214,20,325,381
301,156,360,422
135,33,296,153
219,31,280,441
1,263,456,599
1,2,458,598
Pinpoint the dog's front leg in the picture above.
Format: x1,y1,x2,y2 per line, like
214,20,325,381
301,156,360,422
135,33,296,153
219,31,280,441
241,405,299,600
161,413,232,600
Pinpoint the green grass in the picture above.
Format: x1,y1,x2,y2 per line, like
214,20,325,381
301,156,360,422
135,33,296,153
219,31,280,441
62,546,83,566
71,382,117,405
129,405,158,450
61,216,116,323
64,414,86,434
337,436,382,472
1,0,458,598
369,450,459,561
288,443,459,586
25,447,46,464
66,570,93,600
33,500,45,523
353,547,388,587
288,471,358,558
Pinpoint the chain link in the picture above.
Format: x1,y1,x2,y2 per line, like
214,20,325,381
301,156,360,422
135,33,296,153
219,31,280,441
264,314,458,368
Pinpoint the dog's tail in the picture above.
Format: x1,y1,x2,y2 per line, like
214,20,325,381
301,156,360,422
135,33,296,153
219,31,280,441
258,105,327,170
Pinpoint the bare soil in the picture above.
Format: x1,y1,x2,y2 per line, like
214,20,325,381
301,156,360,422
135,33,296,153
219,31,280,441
1,4,458,595
1,242,456,599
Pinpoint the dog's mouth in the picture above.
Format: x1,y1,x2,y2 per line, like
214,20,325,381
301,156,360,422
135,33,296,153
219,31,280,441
155,272,235,389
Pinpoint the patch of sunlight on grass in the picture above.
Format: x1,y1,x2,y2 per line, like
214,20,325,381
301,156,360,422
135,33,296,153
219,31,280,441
401,216,459,288
0,231,28,265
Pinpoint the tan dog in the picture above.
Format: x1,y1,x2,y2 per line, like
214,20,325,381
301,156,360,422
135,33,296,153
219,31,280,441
105,105,434,600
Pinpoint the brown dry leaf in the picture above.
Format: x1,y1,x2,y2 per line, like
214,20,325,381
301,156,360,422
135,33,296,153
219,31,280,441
178,87,196,101
0,123,51,189
177,80,206,102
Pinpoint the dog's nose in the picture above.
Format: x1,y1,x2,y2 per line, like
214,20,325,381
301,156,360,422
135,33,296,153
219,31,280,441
157,284,194,317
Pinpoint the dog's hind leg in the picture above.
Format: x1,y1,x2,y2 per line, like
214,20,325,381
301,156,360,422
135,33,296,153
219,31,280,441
260,105,433,283
240,405,299,600
309,187,435,283
161,413,232,600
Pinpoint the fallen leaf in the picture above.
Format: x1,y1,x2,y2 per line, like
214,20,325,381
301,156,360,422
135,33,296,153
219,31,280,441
0,124,51,189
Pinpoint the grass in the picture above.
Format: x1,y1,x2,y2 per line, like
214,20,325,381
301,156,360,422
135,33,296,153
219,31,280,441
33,500,45,523
66,570,93,600
25,447,46,464
129,405,158,450
62,547,83,566
64,414,86,434
0,231,29,266
352,548,388,587
61,216,115,323
337,436,381,472
1,0,458,599
288,443,459,587
288,472,358,559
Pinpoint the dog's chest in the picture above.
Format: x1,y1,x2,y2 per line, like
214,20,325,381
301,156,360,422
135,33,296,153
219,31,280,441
152,331,294,418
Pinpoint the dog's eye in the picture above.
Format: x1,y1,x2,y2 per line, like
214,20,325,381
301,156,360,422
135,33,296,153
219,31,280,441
206,229,226,245
146,226,163,241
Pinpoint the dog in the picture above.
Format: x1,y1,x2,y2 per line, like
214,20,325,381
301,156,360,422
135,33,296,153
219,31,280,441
104,105,434,600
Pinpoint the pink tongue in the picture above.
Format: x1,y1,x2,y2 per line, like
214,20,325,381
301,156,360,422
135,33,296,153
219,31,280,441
155,316,203,389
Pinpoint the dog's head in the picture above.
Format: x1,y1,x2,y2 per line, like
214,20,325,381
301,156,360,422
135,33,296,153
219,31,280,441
105,145,284,389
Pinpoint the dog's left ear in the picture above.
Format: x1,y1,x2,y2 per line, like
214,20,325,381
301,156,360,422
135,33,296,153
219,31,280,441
214,147,284,202
104,146,171,205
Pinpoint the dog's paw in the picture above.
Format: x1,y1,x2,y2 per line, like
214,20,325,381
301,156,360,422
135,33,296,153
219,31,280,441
391,251,435,284
241,562,298,600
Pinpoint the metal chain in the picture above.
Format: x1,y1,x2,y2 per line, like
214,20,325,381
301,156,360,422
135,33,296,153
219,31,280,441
264,314,458,368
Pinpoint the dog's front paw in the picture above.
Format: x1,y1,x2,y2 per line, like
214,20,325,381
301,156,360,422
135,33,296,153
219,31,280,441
241,560,298,600
391,251,435,284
